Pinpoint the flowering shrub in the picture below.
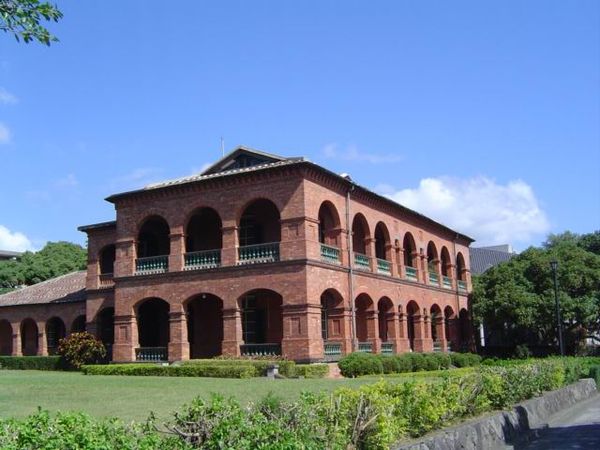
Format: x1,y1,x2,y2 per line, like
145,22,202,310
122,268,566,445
57,332,106,369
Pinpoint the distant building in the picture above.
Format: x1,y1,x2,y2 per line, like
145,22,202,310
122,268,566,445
0,250,22,261
469,245,516,275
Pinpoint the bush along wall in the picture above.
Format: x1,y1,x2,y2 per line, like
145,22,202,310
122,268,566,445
82,363,258,379
0,356,64,371
2,359,587,450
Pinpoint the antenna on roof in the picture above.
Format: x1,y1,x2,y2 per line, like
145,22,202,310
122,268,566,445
220,137,225,157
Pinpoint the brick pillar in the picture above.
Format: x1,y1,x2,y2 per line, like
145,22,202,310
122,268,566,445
221,224,238,266
435,314,448,352
411,312,428,352
282,303,324,363
365,237,376,272
396,308,411,353
222,307,242,356
11,323,21,356
397,248,405,278
385,243,397,277
169,230,185,272
168,308,189,362
446,317,459,351
339,228,350,266
365,309,381,353
411,250,421,280
115,238,135,277
385,311,401,353
112,314,136,362
421,310,434,352
420,252,428,284
37,323,48,356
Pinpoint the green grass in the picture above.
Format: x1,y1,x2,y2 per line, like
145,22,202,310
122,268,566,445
0,370,374,422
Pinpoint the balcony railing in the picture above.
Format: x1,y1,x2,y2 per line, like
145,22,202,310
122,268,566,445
358,342,373,353
428,272,439,286
458,280,467,292
184,249,221,270
377,258,391,275
320,244,341,264
353,253,371,271
405,266,418,281
240,343,281,357
238,242,280,265
443,276,453,289
324,342,343,361
135,256,168,274
135,346,167,362
98,273,114,288
381,342,394,354
433,341,442,352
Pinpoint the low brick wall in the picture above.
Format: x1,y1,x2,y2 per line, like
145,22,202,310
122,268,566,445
392,378,598,450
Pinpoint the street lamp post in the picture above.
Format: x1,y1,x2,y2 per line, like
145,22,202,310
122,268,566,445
550,260,564,356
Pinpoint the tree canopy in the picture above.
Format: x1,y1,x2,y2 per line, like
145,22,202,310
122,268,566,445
472,231,600,355
0,241,86,294
0,0,62,45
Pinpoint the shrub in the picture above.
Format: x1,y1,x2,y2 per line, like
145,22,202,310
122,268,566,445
514,344,532,359
450,352,481,368
587,365,600,388
57,332,106,369
378,355,401,374
81,363,257,378
394,354,413,373
407,353,427,371
338,352,383,377
0,356,63,370
294,364,329,378
183,358,296,377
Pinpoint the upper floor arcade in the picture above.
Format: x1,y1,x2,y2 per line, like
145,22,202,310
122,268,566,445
79,147,474,294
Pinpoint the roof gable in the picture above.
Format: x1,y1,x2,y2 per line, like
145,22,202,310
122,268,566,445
201,146,288,175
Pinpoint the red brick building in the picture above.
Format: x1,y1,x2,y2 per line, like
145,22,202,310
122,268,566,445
0,147,474,362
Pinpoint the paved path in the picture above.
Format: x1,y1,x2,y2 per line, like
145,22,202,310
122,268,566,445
518,394,600,449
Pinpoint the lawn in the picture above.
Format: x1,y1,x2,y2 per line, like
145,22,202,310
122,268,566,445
0,370,376,422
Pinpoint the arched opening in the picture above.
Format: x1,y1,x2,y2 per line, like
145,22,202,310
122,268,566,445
186,294,223,359
374,222,390,260
318,201,341,246
99,245,116,275
136,298,170,361
427,242,438,272
20,319,38,356
456,253,466,281
185,208,222,269
320,289,344,341
459,308,471,351
238,199,281,263
440,247,451,277
97,307,114,360
406,301,420,351
430,304,444,349
377,297,394,346
356,294,374,350
137,216,170,273
444,306,456,351
71,315,86,333
46,317,66,355
239,289,283,356
351,214,370,255
403,233,417,267
0,320,12,355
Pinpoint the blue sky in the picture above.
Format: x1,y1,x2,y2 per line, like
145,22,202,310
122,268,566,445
0,0,598,252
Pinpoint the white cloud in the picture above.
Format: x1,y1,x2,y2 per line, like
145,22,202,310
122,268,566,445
384,176,550,246
0,122,10,144
55,173,79,188
323,143,403,164
0,225,34,252
0,88,18,105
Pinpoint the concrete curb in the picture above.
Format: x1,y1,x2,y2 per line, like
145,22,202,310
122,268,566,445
392,379,598,450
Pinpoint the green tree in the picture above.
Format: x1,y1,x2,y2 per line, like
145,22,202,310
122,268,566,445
472,232,600,355
0,0,62,45
0,241,86,292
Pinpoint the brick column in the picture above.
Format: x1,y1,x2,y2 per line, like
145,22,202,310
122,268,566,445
411,312,427,352
221,225,238,266
115,238,135,277
339,228,350,266
385,311,401,353
365,309,381,353
281,303,324,363
365,237,376,272
11,323,21,356
397,248,405,279
385,243,397,277
169,231,185,272
421,310,434,352
396,307,411,353
112,314,136,362
446,317,459,351
168,308,189,362
420,252,428,284
37,322,48,356
435,314,448,352
222,307,242,356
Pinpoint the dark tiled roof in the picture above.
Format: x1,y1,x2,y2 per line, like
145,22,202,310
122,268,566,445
470,247,515,275
77,220,116,232
0,271,86,307
0,250,22,259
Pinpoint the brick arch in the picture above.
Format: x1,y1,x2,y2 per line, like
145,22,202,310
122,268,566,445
440,246,452,276
405,300,420,351
320,288,345,342
46,317,66,355
355,293,374,343
237,289,283,354
184,207,223,253
185,293,224,358
456,252,466,280
429,304,443,342
377,296,394,342
427,241,439,272
98,244,116,275
374,222,391,260
137,215,171,258
0,320,12,356
352,213,371,255
135,297,170,351
236,196,283,222
20,318,38,356
403,232,418,267
318,201,342,246
237,198,281,246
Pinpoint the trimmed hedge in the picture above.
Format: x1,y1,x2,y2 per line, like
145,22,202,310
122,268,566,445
586,365,600,388
339,352,478,377
182,359,296,377
0,356,64,371
81,363,257,378
294,363,329,378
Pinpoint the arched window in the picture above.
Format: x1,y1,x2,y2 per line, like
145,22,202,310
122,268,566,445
99,245,115,275
186,208,222,252
352,214,370,255
456,253,466,281
137,216,170,258
403,233,417,267
238,199,281,247
318,202,341,246
374,222,390,261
